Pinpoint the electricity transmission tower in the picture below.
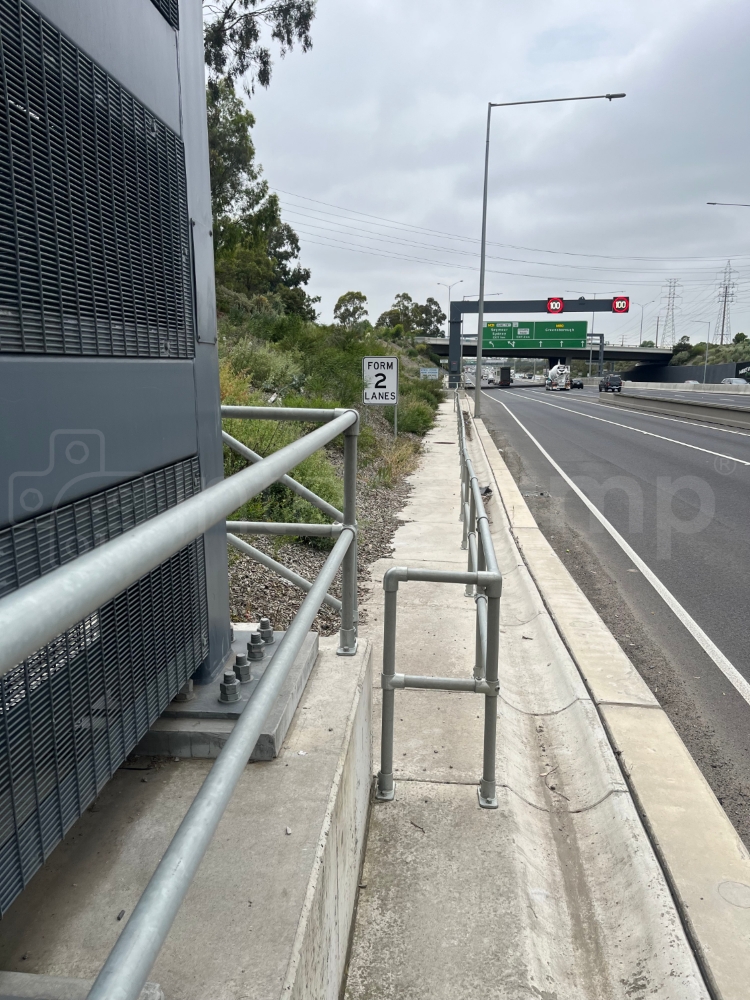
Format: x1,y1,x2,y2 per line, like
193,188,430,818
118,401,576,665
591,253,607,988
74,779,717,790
661,278,681,348
714,260,737,345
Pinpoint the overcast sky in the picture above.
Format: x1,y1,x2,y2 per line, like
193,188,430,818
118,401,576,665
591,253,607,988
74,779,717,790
247,0,750,345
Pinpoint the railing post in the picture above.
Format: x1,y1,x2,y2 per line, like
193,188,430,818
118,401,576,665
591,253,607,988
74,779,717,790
338,412,359,655
465,486,477,594
376,584,398,800
478,582,501,809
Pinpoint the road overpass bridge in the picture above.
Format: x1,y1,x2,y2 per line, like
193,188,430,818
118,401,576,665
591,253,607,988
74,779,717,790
424,297,673,380
418,337,673,366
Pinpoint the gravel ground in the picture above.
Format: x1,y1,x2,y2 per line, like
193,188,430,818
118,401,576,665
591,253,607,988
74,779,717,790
227,411,417,636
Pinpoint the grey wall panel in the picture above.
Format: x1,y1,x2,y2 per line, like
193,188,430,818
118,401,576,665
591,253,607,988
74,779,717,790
179,1,232,681
26,0,181,134
0,358,198,528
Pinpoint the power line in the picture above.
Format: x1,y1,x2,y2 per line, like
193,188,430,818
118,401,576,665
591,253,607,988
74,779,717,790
282,208,741,277
273,187,750,263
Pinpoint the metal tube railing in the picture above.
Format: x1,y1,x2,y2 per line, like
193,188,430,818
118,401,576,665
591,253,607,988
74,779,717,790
375,564,501,806
0,410,357,679
338,424,358,654
222,431,344,522
375,392,503,808
86,529,354,1000
221,405,349,422
227,533,342,611
228,520,344,537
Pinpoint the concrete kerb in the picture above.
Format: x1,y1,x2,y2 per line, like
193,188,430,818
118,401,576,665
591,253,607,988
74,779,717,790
466,395,750,1000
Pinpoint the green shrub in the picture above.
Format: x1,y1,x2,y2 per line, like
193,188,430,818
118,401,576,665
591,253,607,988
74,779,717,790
386,399,434,435
225,338,304,393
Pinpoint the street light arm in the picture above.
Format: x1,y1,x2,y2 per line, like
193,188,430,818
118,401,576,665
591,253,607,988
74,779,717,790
490,93,625,108
473,91,625,417
707,202,750,207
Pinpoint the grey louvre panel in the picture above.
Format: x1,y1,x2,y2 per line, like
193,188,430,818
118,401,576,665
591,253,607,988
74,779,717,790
0,457,208,914
0,0,194,357
149,0,180,30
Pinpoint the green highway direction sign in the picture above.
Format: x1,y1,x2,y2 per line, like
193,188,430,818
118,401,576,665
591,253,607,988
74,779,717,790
483,320,588,350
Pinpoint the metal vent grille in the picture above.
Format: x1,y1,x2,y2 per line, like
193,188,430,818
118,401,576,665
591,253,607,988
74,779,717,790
149,0,180,29
0,0,194,357
0,458,208,914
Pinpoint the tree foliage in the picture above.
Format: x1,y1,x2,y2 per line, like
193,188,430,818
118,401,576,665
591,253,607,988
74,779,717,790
204,0,316,91
376,293,446,336
207,80,317,319
333,291,369,329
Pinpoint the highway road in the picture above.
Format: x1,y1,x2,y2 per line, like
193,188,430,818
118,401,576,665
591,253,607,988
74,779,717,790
476,384,750,846
623,386,750,409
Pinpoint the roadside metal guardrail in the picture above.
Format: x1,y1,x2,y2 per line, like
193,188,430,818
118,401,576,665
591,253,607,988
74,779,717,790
0,405,360,1000
375,391,502,808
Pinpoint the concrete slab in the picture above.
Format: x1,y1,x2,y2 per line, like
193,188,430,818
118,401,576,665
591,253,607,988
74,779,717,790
0,972,161,1000
347,399,709,999
0,638,372,1000
603,704,750,1000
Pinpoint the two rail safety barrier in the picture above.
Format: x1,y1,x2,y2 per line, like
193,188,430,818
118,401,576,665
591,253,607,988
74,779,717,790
376,393,502,808
0,405,360,1000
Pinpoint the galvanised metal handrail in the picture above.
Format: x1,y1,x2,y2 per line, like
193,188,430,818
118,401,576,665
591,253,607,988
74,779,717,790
375,391,502,809
0,404,360,1000
0,408,359,676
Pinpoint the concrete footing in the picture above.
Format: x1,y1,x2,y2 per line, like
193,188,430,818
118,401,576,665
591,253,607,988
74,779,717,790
136,627,318,760
0,638,372,1000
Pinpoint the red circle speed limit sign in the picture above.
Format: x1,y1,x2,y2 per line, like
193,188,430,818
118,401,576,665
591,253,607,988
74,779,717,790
612,296,630,313
547,297,564,313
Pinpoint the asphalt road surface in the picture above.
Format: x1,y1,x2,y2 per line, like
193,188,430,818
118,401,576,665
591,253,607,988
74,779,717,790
476,384,750,846
623,386,750,409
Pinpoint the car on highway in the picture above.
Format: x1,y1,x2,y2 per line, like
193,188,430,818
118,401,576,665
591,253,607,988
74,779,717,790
599,374,622,392
683,380,700,385
571,379,584,389
721,377,748,385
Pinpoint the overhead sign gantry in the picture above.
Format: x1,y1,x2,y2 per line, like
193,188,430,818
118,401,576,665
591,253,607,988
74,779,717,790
448,296,629,385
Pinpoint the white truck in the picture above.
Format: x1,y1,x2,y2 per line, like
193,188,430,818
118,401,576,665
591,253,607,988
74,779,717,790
545,363,571,391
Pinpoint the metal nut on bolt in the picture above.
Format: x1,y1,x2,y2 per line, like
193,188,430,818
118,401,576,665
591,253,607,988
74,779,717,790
247,631,266,661
219,670,240,703
234,651,252,683
259,617,274,644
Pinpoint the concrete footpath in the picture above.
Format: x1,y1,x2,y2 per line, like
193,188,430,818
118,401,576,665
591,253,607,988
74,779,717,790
345,399,714,1000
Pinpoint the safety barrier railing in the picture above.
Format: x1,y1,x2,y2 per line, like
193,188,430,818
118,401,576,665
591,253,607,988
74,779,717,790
0,404,359,1000
376,391,502,809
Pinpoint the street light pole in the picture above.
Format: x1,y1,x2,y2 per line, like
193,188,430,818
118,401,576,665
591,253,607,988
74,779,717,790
437,280,463,338
635,300,655,342
474,92,625,418
689,319,711,384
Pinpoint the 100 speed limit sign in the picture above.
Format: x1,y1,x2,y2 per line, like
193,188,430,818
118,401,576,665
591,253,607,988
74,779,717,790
363,357,399,404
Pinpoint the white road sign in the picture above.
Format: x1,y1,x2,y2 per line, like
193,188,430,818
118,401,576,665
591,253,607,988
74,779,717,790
420,367,440,380
363,356,399,404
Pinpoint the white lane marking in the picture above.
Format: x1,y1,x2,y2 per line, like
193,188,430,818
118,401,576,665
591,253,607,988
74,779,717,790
502,393,750,467
487,392,750,708
554,394,750,439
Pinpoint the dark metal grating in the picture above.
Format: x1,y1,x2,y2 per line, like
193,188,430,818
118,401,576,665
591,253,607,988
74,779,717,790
149,0,180,30
0,0,194,357
0,457,208,915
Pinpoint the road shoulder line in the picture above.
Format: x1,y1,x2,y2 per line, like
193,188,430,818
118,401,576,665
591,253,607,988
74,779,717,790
469,401,750,1000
